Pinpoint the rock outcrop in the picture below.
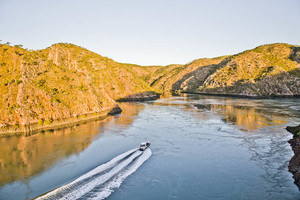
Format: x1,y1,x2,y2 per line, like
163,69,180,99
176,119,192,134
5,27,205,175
116,91,160,102
286,124,300,189
107,104,122,115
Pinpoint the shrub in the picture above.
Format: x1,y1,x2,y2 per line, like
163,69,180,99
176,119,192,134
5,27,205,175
44,119,53,125
38,119,44,125
16,79,22,84
62,75,70,81
51,98,61,103
78,84,88,91
14,44,23,48
3,79,15,86
37,79,46,87
51,88,59,94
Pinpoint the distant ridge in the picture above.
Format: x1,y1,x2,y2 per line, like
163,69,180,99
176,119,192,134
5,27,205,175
147,43,300,97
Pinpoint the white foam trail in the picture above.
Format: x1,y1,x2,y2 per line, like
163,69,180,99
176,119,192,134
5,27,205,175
74,148,138,182
61,150,143,199
88,148,152,200
36,148,138,200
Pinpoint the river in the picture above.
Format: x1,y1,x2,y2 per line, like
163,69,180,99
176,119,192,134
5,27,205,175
0,95,300,200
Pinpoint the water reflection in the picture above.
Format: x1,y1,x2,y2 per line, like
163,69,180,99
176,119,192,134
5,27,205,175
178,95,299,131
113,103,146,126
154,97,292,131
0,102,146,188
0,122,102,186
193,103,288,130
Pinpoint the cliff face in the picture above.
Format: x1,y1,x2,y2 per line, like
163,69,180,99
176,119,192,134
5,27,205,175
0,43,156,132
145,57,227,93
286,125,300,189
149,43,300,97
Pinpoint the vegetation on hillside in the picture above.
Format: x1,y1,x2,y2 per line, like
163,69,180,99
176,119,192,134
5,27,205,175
0,42,299,133
0,43,156,129
147,43,300,97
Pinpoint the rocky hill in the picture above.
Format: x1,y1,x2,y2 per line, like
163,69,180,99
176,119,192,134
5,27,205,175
0,43,158,134
148,43,300,97
1,43,299,135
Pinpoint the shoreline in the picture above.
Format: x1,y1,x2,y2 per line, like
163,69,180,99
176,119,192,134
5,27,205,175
0,109,111,137
178,91,300,99
0,93,156,137
0,105,123,137
1,92,298,137
116,91,160,102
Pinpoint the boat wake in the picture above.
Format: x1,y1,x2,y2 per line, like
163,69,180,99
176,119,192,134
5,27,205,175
36,148,152,200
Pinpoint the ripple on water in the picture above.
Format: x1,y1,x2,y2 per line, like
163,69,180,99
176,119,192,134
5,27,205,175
1,95,300,200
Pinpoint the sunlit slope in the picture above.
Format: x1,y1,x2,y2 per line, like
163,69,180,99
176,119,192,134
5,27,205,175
148,43,300,96
196,44,300,96
1,43,299,130
0,43,154,126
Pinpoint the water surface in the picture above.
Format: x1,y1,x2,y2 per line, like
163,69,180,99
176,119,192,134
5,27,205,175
0,95,300,199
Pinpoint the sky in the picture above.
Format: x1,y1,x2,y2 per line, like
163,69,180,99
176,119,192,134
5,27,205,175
0,0,300,66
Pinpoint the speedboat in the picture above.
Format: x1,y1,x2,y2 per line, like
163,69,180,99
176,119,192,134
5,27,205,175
139,142,150,151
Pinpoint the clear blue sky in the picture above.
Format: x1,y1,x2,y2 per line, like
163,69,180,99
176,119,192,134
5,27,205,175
0,0,299,65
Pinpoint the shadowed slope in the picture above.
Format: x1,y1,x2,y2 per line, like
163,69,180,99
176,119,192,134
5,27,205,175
146,57,227,93
148,43,300,97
